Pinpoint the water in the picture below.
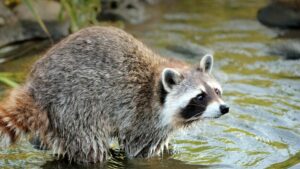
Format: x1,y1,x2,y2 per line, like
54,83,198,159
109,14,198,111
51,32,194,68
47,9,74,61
1,0,300,168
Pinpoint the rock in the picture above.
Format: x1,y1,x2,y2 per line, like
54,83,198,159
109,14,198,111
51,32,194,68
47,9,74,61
142,0,160,5
98,0,160,24
257,0,300,29
268,40,300,60
13,0,62,21
0,1,69,47
258,1,300,59
0,20,69,63
0,17,4,26
274,0,300,9
0,2,17,26
0,1,69,63
0,20,69,48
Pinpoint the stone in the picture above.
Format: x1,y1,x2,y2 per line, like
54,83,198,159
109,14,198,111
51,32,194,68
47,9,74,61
99,0,159,24
257,0,300,29
0,17,4,26
0,1,69,48
269,40,300,60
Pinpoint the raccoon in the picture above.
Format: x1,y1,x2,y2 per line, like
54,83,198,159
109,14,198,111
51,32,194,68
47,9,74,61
0,26,229,163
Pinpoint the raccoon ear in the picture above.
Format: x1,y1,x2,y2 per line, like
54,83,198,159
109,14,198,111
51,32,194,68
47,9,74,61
199,54,213,73
161,68,183,92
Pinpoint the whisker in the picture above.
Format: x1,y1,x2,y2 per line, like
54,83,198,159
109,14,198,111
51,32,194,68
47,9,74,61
186,113,202,122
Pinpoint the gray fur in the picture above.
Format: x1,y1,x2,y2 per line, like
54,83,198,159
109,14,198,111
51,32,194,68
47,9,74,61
18,26,225,163
27,26,171,163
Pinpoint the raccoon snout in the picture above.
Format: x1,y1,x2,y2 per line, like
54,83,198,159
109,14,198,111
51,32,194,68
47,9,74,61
220,105,229,115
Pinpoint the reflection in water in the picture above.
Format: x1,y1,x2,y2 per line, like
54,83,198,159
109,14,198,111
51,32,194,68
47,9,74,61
1,0,300,168
42,154,232,169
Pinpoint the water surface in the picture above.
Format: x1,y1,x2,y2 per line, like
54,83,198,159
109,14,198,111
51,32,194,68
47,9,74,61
1,0,300,168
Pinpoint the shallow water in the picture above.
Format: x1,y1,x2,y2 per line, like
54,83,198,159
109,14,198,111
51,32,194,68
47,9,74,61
1,0,300,168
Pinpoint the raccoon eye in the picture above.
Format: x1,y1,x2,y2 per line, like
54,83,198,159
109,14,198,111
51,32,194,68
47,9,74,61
215,88,221,96
195,93,205,101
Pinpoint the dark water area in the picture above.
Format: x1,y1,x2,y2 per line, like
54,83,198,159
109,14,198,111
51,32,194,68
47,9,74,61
0,0,300,168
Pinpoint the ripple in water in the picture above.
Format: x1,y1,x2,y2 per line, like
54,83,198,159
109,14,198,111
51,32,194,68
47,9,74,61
1,0,300,168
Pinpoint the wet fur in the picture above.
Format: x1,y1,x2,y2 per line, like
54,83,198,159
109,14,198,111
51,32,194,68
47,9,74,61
0,26,225,164
0,26,191,163
0,87,49,147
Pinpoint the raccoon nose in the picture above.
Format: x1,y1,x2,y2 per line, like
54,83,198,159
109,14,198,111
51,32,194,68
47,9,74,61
220,105,229,115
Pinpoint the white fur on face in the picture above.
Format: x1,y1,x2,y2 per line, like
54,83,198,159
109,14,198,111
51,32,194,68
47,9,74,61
198,85,206,93
201,102,222,118
207,81,223,94
160,89,202,126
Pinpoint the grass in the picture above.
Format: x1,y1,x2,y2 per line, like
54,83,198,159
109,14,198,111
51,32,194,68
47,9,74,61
0,73,19,88
23,0,101,34
23,0,53,41
60,0,101,32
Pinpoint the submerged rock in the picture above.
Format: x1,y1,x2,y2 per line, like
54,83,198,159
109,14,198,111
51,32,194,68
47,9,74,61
166,42,213,60
268,39,300,60
257,0,300,59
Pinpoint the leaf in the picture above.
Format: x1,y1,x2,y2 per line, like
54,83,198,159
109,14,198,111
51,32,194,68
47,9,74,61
60,0,79,32
0,76,19,88
23,0,53,42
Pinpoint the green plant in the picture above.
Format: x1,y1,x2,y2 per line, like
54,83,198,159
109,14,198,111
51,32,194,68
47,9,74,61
0,73,19,88
23,0,52,40
60,0,101,32
23,0,101,35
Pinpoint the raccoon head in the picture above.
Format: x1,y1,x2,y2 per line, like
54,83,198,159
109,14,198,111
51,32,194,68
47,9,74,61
160,54,229,128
